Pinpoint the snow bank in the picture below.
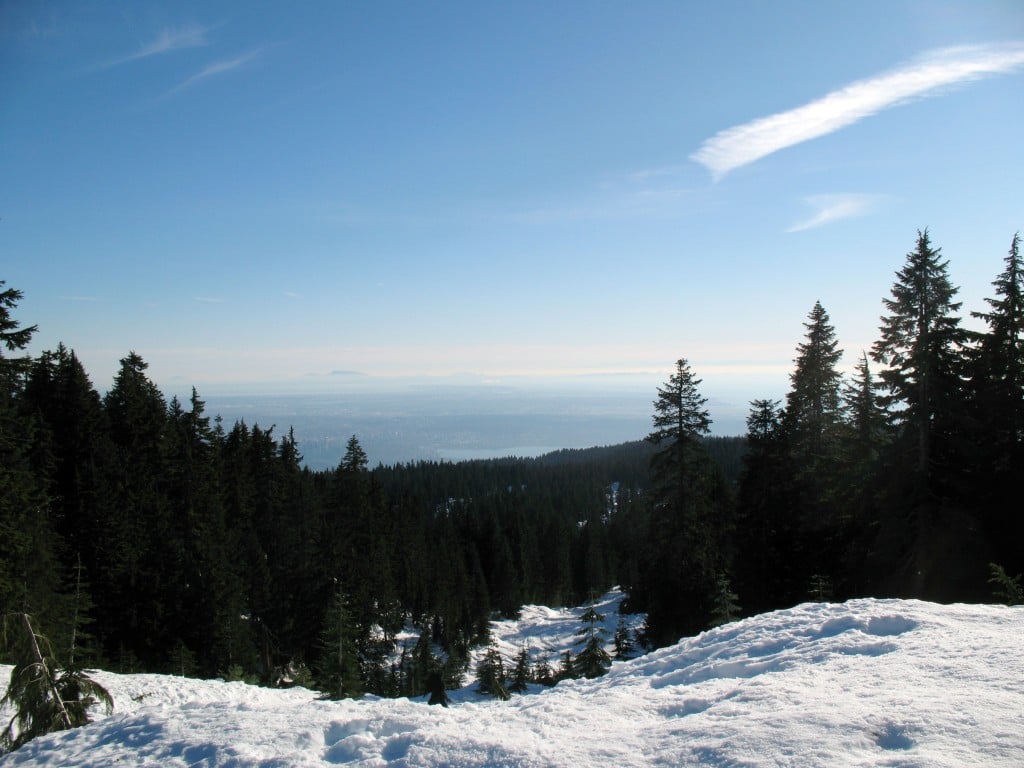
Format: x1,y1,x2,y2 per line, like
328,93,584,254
1,598,1021,767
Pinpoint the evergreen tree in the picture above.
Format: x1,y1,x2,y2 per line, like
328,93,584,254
784,300,844,465
573,604,611,679
532,654,556,687
783,301,845,589
970,233,1024,445
968,234,1024,573
612,617,634,660
836,353,889,593
405,630,438,698
475,645,509,700
987,563,1023,606
871,230,967,490
708,572,741,627
733,399,800,614
641,359,731,645
870,230,972,596
0,282,37,387
840,353,889,472
316,587,362,699
555,650,576,683
508,646,532,693
101,352,173,668
0,613,112,753
0,286,60,630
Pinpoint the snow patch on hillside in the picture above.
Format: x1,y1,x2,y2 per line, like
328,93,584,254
2,597,1022,767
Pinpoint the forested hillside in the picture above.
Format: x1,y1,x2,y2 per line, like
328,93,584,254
1,230,1021,703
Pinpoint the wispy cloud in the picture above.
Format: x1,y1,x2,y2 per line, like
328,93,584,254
692,42,1024,180
101,24,212,68
193,296,226,304
168,49,262,94
787,193,884,232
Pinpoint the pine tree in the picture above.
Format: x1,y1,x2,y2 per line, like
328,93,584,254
316,587,362,699
508,646,532,693
970,233,1024,446
0,613,112,753
613,616,634,660
968,234,1024,573
555,650,576,683
532,654,556,687
708,572,741,627
841,353,889,470
987,563,1023,606
101,352,172,668
642,359,731,645
573,604,611,679
733,399,800,614
784,301,844,466
0,286,60,627
836,353,889,591
871,230,967,489
870,230,972,596
648,359,712,482
0,282,37,389
475,645,509,700
783,301,845,590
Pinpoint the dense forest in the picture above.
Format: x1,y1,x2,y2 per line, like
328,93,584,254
1,230,1021,700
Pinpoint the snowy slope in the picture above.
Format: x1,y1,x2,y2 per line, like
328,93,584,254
1,597,1022,767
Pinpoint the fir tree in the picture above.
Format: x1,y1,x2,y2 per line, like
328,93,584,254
833,353,890,593
0,282,37,387
613,616,634,660
871,230,967,488
532,653,555,687
783,301,846,590
733,399,801,614
970,233,1024,445
641,359,729,645
573,604,611,679
870,230,971,596
475,645,509,700
0,286,59,627
987,563,1023,606
555,650,576,682
101,352,172,668
969,234,1024,573
708,572,741,627
316,587,362,699
784,300,844,466
840,353,889,474
508,646,532,693
0,613,112,753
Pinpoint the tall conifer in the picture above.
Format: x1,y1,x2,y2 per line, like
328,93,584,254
642,359,729,645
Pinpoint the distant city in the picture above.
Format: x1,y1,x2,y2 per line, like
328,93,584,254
199,386,752,469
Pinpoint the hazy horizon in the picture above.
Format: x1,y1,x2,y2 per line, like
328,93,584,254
184,379,760,469
5,2,1021,443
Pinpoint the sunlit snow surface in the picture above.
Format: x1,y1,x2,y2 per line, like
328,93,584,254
2,596,1022,767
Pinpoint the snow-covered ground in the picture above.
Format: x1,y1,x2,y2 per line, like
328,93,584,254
2,595,1022,767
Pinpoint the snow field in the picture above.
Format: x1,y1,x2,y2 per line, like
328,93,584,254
1,596,1021,767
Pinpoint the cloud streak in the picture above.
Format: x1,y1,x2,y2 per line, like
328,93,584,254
692,43,1024,180
787,193,884,232
168,49,262,93
102,24,212,68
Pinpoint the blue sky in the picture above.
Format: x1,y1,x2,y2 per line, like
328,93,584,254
3,1,1023,410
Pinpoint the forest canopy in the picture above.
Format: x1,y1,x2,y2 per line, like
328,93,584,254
1,230,1021,702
